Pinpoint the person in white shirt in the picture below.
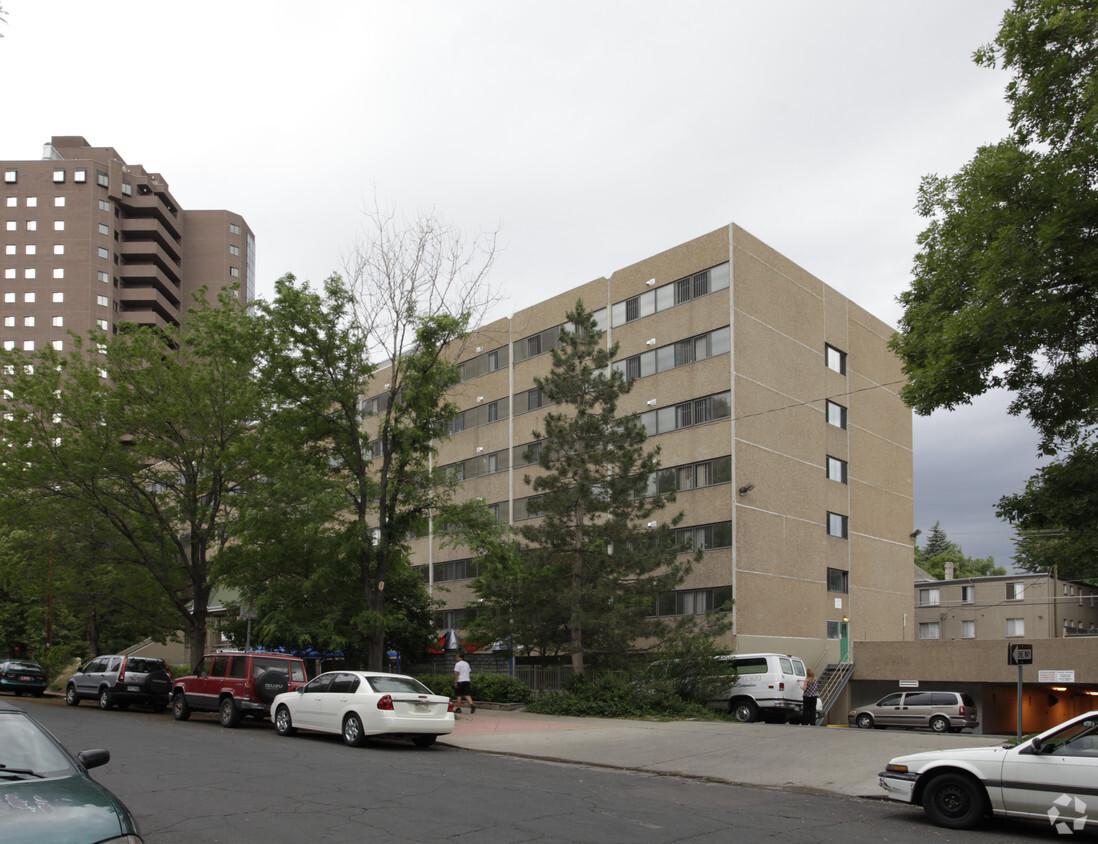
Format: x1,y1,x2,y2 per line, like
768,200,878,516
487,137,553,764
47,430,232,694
453,653,475,714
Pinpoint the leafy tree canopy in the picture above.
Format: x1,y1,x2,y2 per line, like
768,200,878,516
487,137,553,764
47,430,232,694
890,0,1098,455
916,521,1006,580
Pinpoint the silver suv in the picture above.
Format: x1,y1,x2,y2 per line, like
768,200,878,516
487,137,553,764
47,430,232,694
849,690,978,732
65,655,173,712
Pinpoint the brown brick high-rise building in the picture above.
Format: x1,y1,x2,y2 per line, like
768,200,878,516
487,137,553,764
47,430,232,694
2,136,252,353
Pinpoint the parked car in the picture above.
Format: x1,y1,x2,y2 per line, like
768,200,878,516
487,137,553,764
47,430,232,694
171,651,308,727
65,654,172,712
707,653,806,723
0,698,143,843
0,659,48,697
849,690,978,732
271,670,455,748
879,709,1098,831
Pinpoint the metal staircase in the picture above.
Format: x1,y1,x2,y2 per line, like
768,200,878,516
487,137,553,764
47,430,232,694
813,659,854,725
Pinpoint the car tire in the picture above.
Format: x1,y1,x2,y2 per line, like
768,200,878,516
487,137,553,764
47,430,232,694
274,705,297,737
254,670,289,704
145,669,171,697
172,693,191,721
929,715,950,733
731,699,758,723
412,735,437,748
343,712,367,747
219,697,243,728
98,688,113,710
855,713,875,729
65,684,79,706
922,772,988,830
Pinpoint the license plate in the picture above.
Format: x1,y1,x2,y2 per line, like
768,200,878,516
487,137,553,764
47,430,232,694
18,676,31,681
415,703,429,713
127,685,140,692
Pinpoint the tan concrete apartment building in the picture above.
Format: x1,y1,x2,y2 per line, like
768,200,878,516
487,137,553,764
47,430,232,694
1,136,252,352
387,223,914,675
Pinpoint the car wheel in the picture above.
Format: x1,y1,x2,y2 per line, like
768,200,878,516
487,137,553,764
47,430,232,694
922,772,988,830
343,712,367,747
274,705,297,737
412,735,437,748
172,693,191,721
98,688,113,710
65,685,80,706
855,713,875,729
731,699,758,723
929,715,950,733
219,697,243,728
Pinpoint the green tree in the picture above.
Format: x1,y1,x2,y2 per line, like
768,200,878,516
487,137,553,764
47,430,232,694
997,442,1098,580
890,0,1098,455
224,273,469,667
0,288,266,669
915,521,1006,580
472,301,726,675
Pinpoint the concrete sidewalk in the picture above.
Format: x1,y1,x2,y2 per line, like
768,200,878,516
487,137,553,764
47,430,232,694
440,709,998,798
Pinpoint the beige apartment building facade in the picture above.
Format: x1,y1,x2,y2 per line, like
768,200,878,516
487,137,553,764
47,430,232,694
1,136,252,352
383,224,914,675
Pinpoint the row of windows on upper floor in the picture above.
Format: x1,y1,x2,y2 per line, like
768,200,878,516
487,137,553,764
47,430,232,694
919,582,1098,607
454,263,732,382
5,167,104,186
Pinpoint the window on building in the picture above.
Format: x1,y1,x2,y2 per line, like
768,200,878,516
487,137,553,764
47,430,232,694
826,400,847,429
25,245,36,255
1006,582,1025,601
53,268,63,279
961,585,974,603
98,199,110,212
97,247,109,259
230,245,239,256
98,223,109,236
827,568,849,593
25,220,37,232
230,267,240,277
919,587,940,607
25,197,37,207
74,169,87,183
52,316,63,327
121,181,132,196
54,197,65,208
826,456,847,483
23,316,35,327
97,271,109,284
4,169,16,183
24,268,35,279
918,622,941,640
230,223,241,234
96,171,109,188
54,220,65,230
5,196,15,207
97,295,109,308
961,619,976,639
825,344,846,374
653,586,733,617
1006,617,1025,637
4,221,13,231
52,169,65,183
53,244,64,255
827,512,848,539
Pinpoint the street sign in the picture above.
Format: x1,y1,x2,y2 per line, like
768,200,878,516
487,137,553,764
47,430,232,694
1008,643,1033,665
1039,670,1076,683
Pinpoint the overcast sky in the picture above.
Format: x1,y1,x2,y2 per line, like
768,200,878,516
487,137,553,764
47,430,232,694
0,0,1042,568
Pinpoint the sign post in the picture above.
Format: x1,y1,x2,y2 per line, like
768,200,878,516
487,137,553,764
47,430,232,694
1008,643,1033,743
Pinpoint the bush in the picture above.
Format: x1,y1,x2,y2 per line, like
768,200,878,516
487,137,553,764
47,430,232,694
413,671,534,704
526,671,717,719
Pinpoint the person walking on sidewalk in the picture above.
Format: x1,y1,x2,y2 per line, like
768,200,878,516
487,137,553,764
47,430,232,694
454,653,475,714
801,668,819,725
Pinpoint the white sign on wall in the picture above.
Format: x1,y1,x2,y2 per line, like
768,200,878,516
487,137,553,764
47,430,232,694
1038,670,1076,683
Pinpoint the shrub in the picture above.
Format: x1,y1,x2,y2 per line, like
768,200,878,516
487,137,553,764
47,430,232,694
526,671,716,719
413,671,534,704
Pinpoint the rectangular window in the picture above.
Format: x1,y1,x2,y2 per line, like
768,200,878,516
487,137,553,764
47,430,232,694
98,223,109,235
1006,618,1025,637
52,316,63,327
121,181,132,196
230,223,241,234
918,622,941,640
97,295,109,307
825,344,846,374
53,169,65,183
826,456,847,483
827,512,848,539
961,585,974,603
4,169,16,183
230,267,240,277
54,244,65,255
919,588,940,607
827,568,849,593
96,171,109,187
230,245,239,256
98,247,109,259
54,220,65,230
54,197,65,208
826,400,847,429
74,169,87,183
961,620,976,639
98,271,109,283
1006,582,1025,601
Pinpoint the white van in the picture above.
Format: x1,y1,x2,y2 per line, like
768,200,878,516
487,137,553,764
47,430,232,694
709,653,806,723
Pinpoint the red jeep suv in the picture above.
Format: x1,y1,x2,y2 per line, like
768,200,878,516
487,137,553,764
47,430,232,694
171,651,308,727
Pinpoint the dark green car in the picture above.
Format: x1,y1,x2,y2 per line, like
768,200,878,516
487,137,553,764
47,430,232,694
0,700,142,843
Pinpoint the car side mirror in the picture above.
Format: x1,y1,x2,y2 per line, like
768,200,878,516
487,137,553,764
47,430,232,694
297,686,306,694
77,749,110,770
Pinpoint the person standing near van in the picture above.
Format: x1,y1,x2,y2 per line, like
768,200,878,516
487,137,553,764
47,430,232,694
801,668,819,725
454,653,475,714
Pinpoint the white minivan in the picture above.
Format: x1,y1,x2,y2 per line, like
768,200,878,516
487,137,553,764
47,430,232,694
709,653,806,723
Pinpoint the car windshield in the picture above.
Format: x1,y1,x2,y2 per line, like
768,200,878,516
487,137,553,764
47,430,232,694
367,676,433,695
0,713,75,778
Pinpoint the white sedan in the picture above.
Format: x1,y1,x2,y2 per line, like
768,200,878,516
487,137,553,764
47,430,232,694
879,710,1098,832
270,671,455,748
